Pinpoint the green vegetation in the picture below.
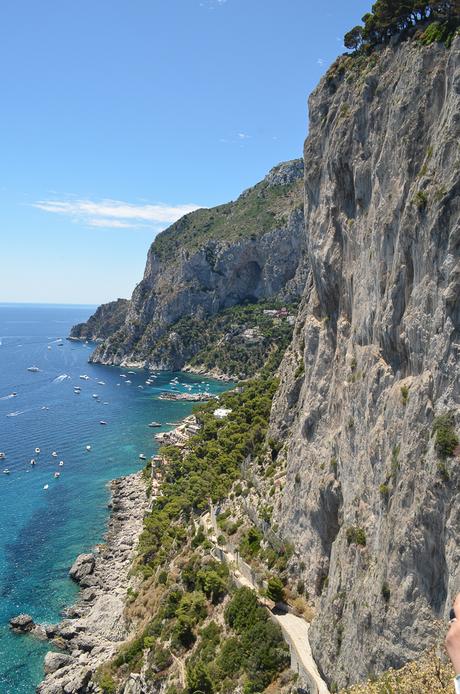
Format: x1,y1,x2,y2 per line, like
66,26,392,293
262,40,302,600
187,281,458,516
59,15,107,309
266,576,285,603
400,385,409,405
343,1,459,52
138,373,278,573
432,412,459,458
152,172,303,262
346,526,367,547
413,190,428,210
381,581,391,603
147,300,296,379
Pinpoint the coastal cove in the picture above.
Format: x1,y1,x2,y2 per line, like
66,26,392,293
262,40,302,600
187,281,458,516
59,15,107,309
0,304,231,694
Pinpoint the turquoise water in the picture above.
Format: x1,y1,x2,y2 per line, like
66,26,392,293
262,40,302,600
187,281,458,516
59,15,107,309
0,304,230,693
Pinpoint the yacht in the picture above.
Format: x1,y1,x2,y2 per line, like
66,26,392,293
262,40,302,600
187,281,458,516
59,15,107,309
43,484,49,490
148,422,161,428
3,469,10,474
51,451,58,457
97,381,105,385
0,452,5,460
80,374,90,380
54,472,60,478
59,461,64,466
100,420,108,425
139,453,147,460
27,366,40,372
30,459,36,466
35,447,41,454
86,445,91,451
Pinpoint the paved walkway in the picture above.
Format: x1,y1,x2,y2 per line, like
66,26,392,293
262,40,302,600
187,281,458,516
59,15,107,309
204,512,330,694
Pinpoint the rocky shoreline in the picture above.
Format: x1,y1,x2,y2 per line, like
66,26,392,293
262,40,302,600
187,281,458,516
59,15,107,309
12,472,149,694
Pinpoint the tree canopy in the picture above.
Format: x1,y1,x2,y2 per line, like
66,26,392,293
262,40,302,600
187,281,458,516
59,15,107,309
344,1,460,50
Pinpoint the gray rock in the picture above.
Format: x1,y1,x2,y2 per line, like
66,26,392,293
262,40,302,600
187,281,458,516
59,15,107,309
44,652,74,674
267,35,460,689
69,554,95,583
9,614,34,632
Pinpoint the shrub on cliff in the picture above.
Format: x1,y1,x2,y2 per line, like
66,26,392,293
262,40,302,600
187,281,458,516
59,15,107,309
344,1,460,52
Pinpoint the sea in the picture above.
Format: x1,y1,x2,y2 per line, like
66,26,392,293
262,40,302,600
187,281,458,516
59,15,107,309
0,303,230,694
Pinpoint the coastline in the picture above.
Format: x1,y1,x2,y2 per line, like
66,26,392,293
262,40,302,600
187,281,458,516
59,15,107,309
36,471,150,694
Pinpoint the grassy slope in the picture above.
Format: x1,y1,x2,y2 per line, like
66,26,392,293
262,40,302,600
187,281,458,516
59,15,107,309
152,176,303,263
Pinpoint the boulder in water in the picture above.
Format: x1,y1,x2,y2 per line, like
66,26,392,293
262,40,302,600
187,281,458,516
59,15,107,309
69,554,95,583
9,614,35,633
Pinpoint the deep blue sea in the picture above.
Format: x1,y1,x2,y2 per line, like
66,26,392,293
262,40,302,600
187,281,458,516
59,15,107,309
0,303,229,694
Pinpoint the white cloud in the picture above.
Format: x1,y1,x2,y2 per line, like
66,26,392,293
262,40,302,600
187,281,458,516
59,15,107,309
32,197,201,230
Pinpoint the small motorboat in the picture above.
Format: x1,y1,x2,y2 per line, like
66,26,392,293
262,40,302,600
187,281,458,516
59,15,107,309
59,461,64,466
80,375,90,380
35,447,41,454
120,374,127,378
92,394,99,399
86,445,91,451
97,381,105,385
54,472,60,478
138,385,144,389
3,468,10,474
43,484,49,490
51,451,58,457
125,380,132,384
27,366,40,372
74,390,80,394
30,459,36,466
0,452,5,460
100,420,108,425
148,422,161,428
47,345,51,350
139,453,147,460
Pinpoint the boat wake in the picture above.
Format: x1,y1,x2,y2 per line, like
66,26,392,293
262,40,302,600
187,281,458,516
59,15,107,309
6,410,25,417
52,374,70,383
0,393,17,401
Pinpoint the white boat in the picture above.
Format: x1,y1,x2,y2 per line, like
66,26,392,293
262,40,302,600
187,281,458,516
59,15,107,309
120,374,127,378
138,385,144,389
30,459,36,465
51,451,58,457
47,345,51,350
97,381,105,385
92,394,99,399
74,390,80,394
59,461,64,466
35,447,41,454
125,380,131,384
100,420,107,425
86,445,91,451
139,453,147,460
54,472,60,478
80,375,90,380
43,484,49,490
148,422,161,428
3,468,10,474
0,452,5,460
128,371,136,374
27,366,40,372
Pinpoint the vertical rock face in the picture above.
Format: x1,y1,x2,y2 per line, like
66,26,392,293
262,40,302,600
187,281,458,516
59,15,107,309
270,38,460,688
82,159,307,368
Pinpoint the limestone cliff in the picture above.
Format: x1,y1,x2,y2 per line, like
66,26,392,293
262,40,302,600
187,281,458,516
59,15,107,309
70,298,129,342
267,36,460,689
77,160,306,369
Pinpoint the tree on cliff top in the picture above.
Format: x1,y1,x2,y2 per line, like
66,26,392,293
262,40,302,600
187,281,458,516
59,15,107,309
344,0,460,51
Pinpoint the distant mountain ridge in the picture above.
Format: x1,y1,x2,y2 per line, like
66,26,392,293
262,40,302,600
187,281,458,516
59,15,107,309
70,159,307,373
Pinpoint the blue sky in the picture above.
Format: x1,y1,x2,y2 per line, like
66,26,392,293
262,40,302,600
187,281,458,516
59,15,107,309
0,0,370,304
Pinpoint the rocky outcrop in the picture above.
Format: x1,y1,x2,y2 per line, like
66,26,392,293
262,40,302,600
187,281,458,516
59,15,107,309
74,160,306,369
268,37,460,689
36,473,148,694
69,298,129,342
9,614,35,633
